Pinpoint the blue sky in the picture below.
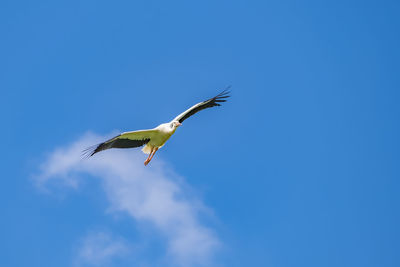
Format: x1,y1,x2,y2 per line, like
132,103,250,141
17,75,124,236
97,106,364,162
1,0,400,266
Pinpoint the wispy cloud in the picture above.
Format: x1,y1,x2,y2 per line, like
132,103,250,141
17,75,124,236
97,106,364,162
36,132,220,266
75,231,130,267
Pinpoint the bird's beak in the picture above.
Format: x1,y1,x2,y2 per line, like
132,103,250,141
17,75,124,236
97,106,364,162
176,122,182,127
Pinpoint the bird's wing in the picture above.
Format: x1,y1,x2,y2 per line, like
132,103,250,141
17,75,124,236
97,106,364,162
173,88,231,123
83,129,158,157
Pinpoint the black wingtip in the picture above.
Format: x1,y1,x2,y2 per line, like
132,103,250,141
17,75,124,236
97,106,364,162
217,86,231,97
81,144,100,159
214,86,231,101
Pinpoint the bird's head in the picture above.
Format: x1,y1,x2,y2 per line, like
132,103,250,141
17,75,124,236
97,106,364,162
171,121,182,128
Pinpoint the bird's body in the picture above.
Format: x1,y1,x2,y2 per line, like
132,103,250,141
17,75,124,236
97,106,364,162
83,89,230,165
141,123,177,154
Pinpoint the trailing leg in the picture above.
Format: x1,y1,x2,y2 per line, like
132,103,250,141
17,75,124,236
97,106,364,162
144,148,154,166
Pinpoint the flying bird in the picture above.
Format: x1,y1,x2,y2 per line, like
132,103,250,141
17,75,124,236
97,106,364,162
83,89,230,166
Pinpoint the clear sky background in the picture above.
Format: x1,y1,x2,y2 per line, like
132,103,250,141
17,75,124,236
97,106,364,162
1,0,400,266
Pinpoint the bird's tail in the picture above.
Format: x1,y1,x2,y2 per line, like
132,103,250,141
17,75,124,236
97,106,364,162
141,144,152,154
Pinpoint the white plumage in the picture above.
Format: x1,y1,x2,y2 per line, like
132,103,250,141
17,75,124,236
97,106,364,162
140,123,178,154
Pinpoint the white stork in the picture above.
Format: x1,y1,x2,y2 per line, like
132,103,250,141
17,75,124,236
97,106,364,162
83,89,230,165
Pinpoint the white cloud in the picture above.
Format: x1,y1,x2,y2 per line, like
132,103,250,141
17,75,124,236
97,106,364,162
36,132,220,266
75,231,130,266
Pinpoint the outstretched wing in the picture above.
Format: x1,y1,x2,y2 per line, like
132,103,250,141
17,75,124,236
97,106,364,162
173,87,231,123
82,129,158,157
